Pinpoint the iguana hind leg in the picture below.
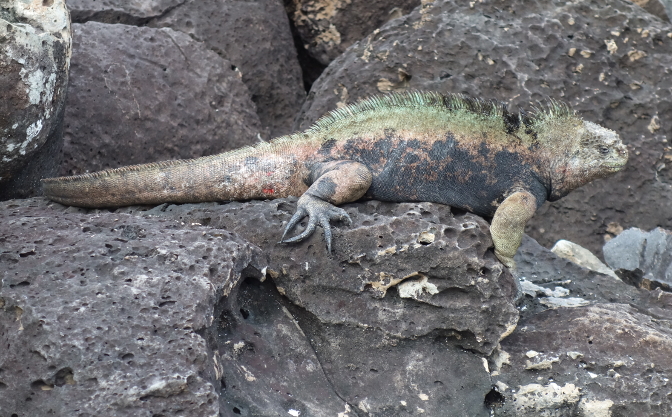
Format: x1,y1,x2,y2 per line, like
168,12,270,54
281,160,373,252
490,190,538,268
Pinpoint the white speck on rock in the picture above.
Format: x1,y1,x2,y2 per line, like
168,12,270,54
288,409,300,416
398,275,438,299
25,119,43,145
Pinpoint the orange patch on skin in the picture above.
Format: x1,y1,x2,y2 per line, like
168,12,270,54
263,187,275,194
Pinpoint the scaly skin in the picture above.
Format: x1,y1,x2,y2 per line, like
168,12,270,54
42,92,628,267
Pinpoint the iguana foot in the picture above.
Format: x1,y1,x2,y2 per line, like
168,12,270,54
280,194,352,252
494,249,516,269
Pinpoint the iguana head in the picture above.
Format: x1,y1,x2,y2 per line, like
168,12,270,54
545,119,628,201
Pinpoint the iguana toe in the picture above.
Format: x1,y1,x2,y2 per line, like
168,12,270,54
280,194,352,252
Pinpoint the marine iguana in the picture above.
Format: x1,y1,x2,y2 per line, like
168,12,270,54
42,92,628,267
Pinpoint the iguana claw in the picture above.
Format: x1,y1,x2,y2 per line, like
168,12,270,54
280,194,352,252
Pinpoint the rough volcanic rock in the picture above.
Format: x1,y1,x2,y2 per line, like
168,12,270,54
493,303,672,417
148,0,306,137
632,0,671,21
66,0,306,138
294,0,672,256
0,197,266,416
284,0,421,66
0,0,71,199
213,277,352,416
60,21,262,176
138,199,520,356
65,0,183,24
124,198,514,415
489,235,672,416
603,227,672,290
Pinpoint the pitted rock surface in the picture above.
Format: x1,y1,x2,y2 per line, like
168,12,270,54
493,304,672,416
67,0,306,137
294,0,672,256
61,22,262,176
490,235,672,415
137,198,520,355
65,0,184,24
284,0,421,66
148,0,306,137
0,198,265,416
0,0,71,199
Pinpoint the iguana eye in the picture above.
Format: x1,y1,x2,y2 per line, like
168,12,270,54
598,146,609,155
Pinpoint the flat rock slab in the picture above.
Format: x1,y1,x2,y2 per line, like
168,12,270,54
136,199,520,355
0,198,265,416
294,0,672,256
61,21,262,176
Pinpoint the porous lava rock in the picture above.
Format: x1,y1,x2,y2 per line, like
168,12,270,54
134,199,520,356
65,0,183,25
284,0,421,66
489,235,672,416
0,197,265,416
61,21,262,176
148,0,306,137
294,0,672,256
130,198,517,415
0,0,71,199
66,0,306,137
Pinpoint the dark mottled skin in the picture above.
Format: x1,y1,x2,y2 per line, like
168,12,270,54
327,133,548,216
42,92,628,267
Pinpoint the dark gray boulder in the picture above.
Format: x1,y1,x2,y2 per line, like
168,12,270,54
138,199,520,356
0,198,266,416
65,0,183,25
1,197,509,416
66,0,306,138
489,235,672,416
148,0,306,137
0,0,71,199
60,22,262,176
603,227,672,290
133,199,517,415
284,0,421,66
294,0,672,257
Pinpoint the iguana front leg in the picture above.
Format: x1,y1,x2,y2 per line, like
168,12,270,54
281,160,373,252
490,190,538,268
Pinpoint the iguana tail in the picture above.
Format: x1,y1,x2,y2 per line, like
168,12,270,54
42,145,306,208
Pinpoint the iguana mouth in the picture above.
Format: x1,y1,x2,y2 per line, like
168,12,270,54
603,162,626,171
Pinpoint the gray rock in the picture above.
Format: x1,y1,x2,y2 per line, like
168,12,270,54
127,199,515,414
293,0,672,257
61,22,262,176
66,0,306,138
0,197,265,416
214,278,352,416
65,0,183,24
139,199,520,356
551,239,619,280
492,234,672,415
632,0,671,21
285,0,421,66
493,303,672,416
2,197,508,415
148,0,306,137
0,0,71,199
603,227,672,290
